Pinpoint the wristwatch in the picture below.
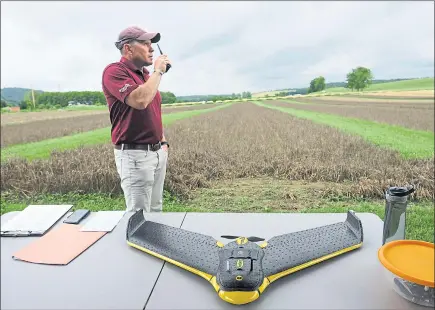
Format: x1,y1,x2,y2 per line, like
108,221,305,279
161,141,169,148
154,69,164,76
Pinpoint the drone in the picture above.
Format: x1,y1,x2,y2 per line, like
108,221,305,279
126,210,363,305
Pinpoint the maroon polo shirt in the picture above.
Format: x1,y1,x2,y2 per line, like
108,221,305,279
101,57,163,145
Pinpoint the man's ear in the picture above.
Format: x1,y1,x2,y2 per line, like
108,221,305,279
122,43,132,55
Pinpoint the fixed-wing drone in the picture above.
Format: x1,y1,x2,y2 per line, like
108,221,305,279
126,210,363,305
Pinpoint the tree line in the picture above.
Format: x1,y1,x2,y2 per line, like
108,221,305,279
307,66,374,94
210,91,252,102
2,66,376,110
10,90,178,110
176,91,252,103
8,89,255,110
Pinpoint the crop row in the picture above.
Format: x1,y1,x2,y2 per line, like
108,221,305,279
1,103,221,147
267,98,434,132
2,102,432,200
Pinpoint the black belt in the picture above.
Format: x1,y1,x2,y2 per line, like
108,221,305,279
114,143,161,151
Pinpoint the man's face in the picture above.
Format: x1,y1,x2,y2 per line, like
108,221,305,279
125,40,154,67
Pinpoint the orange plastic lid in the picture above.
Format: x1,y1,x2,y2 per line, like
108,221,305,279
378,240,434,287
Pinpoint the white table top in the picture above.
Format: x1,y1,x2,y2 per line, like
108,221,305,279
1,210,185,310
1,210,427,310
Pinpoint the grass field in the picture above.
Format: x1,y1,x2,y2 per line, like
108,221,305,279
322,77,434,94
278,97,434,132
0,102,225,147
0,103,230,161
257,101,434,159
251,77,434,98
1,79,434,244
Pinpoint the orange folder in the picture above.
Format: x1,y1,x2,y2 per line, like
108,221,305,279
12,223,106,265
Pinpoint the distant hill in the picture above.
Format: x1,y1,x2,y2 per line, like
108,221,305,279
322,77,434,93
286,78,414,95
2,78,431,105
254,78,428,96
1,87,44,105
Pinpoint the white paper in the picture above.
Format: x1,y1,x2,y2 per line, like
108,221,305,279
1,205,73,236
80,211,125,232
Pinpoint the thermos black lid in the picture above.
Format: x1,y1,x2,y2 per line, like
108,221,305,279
387,186,415,197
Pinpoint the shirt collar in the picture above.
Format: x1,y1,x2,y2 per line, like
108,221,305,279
120,57,149,75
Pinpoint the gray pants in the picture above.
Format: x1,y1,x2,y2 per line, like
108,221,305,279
114,147,168,213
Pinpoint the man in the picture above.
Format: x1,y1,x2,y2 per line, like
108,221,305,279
101,25,172,213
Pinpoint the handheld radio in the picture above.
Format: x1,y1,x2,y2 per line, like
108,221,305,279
156,44,171,73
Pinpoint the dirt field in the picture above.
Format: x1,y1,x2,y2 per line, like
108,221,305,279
355,90,434,98
269,99,434,131
1,103,221,147
2,102,432,200
297,96,434,104
1,110,108,125
0,103,215,125
163,103,223,111
288,97,434,108
0,113,111,147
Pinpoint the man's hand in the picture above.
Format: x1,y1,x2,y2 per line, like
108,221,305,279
154,55,171,73
161,139,169,152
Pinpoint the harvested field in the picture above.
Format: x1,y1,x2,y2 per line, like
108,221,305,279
1,113,111,147
1,103,222,147
1,110,108,125
2,102,432,200
162,103,224,112
342,90,434,99
271,99,434,132
295,96,434,105
372,90,434,96
338,95,434,100
1,103,220,125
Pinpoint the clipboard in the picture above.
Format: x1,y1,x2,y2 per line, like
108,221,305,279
1,205,73,237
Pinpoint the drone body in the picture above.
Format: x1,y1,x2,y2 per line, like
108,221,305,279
126,210,363,305
214,237,266,304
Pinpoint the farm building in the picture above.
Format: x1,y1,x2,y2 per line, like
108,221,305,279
5,106,20,112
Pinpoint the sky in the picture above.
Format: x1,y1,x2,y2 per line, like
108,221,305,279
1,1,434,96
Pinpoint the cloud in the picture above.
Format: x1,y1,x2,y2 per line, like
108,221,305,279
1,1,433,96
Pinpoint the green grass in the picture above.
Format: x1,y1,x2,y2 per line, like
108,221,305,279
255,101,434,159
323,77,434,93
0,191,189,214
2,191,433,243
1,127,112,162
1,104,231,162
299,201,434,243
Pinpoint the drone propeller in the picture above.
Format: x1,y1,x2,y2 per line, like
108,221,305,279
220,235,265,242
